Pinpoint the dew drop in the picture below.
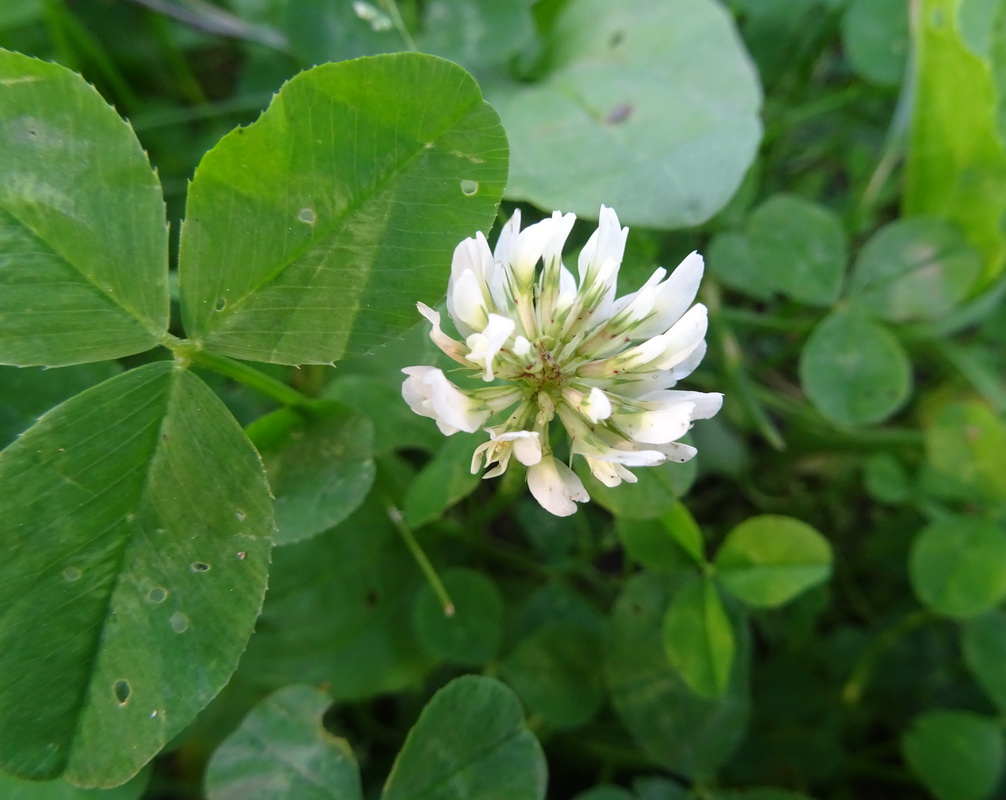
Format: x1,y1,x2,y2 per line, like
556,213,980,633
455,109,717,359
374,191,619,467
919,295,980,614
62,566,82,582
215,297,227,311
190,561,211,573
147,586,168,603
298,207,316,224
460,179,479,196
169,611,189,633
235,509,247,521
113,679,131,705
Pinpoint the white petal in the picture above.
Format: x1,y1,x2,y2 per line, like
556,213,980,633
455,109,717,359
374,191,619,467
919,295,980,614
493,208,522,264
416,302,470,365
636,390,724,420
505,431,543,466
477,314,516,381
582,386,612,423
527,457,589,517
631,252,705,339
578,205,627,286
618,401,696,444
511,216,565,285
649,304,708,371
401,366,488,435
450,269,490,333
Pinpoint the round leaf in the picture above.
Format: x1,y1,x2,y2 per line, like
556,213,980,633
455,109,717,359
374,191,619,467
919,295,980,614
841,0,909,86
909,516,1006,618
490,0,762,228
662,576,735,698
714,515,832,608
578,457,696,520
501,623,604,729
413,568,504,666
0,49,168,366
799,310,911,426
382,675,547,800
922,401,1006,505
179,53,508,365
0,362,273,786
849,218,982,321
248,402,376,546
902,710,1004,800
746,194,846,306
205,685,362,800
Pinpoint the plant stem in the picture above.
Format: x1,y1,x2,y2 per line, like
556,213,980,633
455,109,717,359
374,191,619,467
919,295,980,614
385,502,455,616
165,337,312,408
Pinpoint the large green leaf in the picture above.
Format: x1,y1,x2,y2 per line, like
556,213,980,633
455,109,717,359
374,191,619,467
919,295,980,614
489,0,762,228
714,515,832,609
382,675,547,800
412,567,504,666
0,362,273,786
902,710,1004,800
606,573,750,779
0,768,149,799
905,0,1006,283
205,685,362,800
0,49,168,366
922,400,1006,506
179,53,508,365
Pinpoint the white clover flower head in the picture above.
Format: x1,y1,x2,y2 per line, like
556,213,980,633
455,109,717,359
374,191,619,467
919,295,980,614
401,205,723,517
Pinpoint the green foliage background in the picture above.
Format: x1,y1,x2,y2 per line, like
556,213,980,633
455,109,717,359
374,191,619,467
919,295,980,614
2,0,1006,798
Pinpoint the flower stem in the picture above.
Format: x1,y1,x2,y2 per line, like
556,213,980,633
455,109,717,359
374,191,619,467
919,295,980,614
165,336,312,408
385,501,455,616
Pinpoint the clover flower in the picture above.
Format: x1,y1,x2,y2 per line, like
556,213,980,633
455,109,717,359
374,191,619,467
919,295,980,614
402,206,722,517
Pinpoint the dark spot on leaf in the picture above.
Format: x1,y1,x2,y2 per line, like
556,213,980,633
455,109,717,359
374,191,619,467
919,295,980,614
606,103,633,125
190,561,211,572
114,679,131,704
365,588,379,608
610,30,624,47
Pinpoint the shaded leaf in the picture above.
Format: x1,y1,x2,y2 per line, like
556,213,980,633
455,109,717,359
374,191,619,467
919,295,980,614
382,675,547,800
606,572,749,779
413,568,504,666
962,611,1006,713
799,310,911,426
403,433,482,527
247,402,375,546
205,685,362,800
902,710,1004,800
909,516,1006,618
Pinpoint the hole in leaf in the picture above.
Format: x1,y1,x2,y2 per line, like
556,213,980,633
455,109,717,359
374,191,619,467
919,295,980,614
62,566,82,582
190,561,211,572
147,587,168,603
114,679,131,705
460,180,479,196
170,611,189,633
215,297,227,311
298,207,316,224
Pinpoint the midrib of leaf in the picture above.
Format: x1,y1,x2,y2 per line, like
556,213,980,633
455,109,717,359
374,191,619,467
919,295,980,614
61,364,176,767
0,203,162,339
212,90,486,323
